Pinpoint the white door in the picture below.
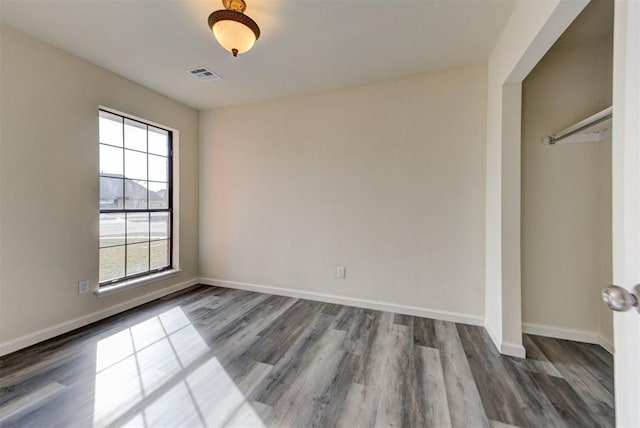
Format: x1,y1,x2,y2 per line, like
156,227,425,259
611,1,640,426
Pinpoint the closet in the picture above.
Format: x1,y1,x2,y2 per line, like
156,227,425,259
521,0,614,352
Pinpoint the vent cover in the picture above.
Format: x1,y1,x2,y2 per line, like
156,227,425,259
187,66,221,81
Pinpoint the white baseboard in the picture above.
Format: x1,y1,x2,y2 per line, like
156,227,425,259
500,341,527,358
598,336,614,354
7,275,612,360
0,278,199,357
200,278,484,327
484,321,527,358
522,322,614,354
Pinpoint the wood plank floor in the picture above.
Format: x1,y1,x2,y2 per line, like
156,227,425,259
0,285,614,427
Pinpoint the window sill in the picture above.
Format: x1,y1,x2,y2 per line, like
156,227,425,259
95,269,182,297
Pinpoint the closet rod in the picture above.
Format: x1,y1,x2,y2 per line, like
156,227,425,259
542,106,612,145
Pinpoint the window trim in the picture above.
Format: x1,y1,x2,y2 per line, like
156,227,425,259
95,268,182,297
98,106,180,293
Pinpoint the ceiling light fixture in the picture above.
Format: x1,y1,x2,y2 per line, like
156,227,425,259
208,0,260,57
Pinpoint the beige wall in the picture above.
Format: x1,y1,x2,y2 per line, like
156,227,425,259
0,25,199,345
522,34,613,344
199,64,488,319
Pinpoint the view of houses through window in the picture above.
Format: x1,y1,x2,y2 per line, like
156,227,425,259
99,110,173,285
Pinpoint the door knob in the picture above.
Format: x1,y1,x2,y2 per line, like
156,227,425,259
602,284,640,313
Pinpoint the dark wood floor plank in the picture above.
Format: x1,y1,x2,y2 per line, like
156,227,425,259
253,299,329,365
564,340,614,395
336,383,379,428
331,305,361,331
501,354,568,427
435,320,491,428
393,313,412,326
519,334,564,378
339,308,381,357
413,316,438,348
529,371,600,427
188,294,272,340
267,328,347,426
321,302,342,316
249,313,334,405
352,311,395,387
456,324,529,427
203,294,293,347
310,351,360,427
414,345,452,427
374,322,412,427
590,343,616,370
0,285,615,428
530,335,615,426
461,325,578,428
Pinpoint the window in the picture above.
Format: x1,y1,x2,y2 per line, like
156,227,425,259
99,110,173,286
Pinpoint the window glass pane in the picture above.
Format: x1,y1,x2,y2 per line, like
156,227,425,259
99,110,172,286
150,212,170,240
125,149,147,180
100,177,124,210
100,246,125,282
148,155,167,182
126,213,149,244
127,242,149,275
148,127,168,156
150,240,170,270
148,182,168,209
100,144,123,177
99,111,123,147
124,119,147,152
100,213,125,247
125,180,148,210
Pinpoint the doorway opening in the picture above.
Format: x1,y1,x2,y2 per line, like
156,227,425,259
521,0,615,354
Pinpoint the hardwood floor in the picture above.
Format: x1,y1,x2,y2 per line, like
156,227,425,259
0,285,614,427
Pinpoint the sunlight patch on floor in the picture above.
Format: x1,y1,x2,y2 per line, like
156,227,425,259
92,306,265,427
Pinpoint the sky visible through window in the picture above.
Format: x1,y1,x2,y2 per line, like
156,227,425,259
99,115,168,183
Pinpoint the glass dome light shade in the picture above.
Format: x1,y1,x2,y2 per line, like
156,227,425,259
213,20,256,55
208,10,260,57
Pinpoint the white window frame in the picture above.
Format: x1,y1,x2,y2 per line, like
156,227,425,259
96,106,181,297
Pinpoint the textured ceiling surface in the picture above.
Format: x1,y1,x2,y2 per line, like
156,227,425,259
0,0,516,110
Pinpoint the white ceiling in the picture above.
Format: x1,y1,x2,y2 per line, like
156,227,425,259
0,0,516,110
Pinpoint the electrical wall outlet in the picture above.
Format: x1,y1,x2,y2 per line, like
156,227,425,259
337,266,346,279
78,280,90,294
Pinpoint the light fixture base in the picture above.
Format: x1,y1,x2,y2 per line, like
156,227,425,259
222,0,246,13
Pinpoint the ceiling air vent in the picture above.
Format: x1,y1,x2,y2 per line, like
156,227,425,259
187,66,221,82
